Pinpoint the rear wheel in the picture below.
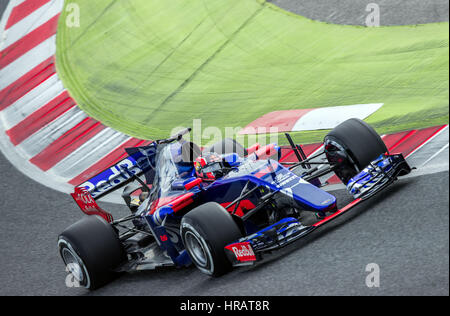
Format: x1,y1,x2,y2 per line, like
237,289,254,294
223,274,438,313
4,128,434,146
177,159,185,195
58,216,127,290
181,202,243,276
324,118,387,184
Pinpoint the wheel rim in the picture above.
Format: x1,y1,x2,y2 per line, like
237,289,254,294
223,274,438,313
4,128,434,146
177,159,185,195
61,248,84,282
58,239,91,288
185,231,208,267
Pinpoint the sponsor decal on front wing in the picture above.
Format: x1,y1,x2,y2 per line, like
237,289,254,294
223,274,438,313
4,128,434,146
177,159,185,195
225,242,256,263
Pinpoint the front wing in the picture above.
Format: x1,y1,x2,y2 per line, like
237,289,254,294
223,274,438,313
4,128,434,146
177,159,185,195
224,199,362,266
224,153,412,266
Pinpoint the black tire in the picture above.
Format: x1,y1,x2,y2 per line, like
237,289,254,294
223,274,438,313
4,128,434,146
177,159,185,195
58,216,127,290
324,118,387,184
181,202,243,276
207,138,248,157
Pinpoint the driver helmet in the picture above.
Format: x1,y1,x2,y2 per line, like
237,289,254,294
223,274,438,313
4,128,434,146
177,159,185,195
194,152,225,181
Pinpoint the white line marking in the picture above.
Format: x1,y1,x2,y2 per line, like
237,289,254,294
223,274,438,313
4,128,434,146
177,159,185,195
420,143,449,167
0,1,73,193
0,34,56,91
11,0,27,9
406,125,449,158
0,0,64,50
50,129,131,179
18,107,88,157
0,0,27,38
0,0,135,200
0,0,441,204
0,113,74,194
1,74,64,128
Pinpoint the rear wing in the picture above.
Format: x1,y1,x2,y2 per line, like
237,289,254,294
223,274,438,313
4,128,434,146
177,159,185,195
77,143,157,200
71,187,114,223
71,143,157,222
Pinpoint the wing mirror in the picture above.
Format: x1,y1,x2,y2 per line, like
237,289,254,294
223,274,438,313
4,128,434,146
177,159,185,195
184,178,203,190
171,177,203,191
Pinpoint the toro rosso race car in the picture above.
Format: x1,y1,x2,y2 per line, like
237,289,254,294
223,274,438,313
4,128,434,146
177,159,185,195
58,119,412,290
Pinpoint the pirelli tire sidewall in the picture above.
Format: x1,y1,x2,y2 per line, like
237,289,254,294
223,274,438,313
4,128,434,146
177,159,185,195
324,118,388,184
58,215,127,290
181,202,243,277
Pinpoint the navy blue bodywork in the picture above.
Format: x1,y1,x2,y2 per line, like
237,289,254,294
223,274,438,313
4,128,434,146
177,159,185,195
76,137,411,271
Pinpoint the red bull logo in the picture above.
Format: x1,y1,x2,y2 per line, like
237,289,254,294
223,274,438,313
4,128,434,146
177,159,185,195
225,242,256,262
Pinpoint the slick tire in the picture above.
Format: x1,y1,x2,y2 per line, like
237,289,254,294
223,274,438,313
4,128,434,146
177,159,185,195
58,215,127,290
324,118,388,184
181,202,243,277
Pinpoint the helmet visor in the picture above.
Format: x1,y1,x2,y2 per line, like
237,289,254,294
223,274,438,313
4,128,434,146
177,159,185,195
202,162,222,174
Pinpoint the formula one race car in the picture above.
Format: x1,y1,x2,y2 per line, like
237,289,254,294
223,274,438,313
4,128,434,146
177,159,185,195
58,119,412,290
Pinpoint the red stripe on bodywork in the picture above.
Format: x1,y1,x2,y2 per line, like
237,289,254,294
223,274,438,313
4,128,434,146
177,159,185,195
240,109,313,135
71,187,114,223
171,193,195,212
30,118,105,171
68,138,152,186
150,193,195,215
6,91,75,145
313,198,362,227
0,57,55,111
221,200,256,217
0,14,59,69
225,242,256,262
5,0,52,30
254,143,277,159
247,143,260,155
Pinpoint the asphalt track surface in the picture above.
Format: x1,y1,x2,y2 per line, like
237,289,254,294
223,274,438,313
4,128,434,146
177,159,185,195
0,151,448,296
0,0,448,296
269,0,449,25
0,1,6,21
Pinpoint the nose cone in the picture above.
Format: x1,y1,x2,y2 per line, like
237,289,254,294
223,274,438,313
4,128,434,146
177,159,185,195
255,161,337,212
287,181,337,212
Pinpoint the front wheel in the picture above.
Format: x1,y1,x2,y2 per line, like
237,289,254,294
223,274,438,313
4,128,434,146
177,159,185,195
181,202,243,276
324,118,387,184
58,215,127,290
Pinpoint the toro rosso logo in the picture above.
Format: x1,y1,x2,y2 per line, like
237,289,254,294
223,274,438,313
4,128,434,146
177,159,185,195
225,242,256,262
71,187,114,223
